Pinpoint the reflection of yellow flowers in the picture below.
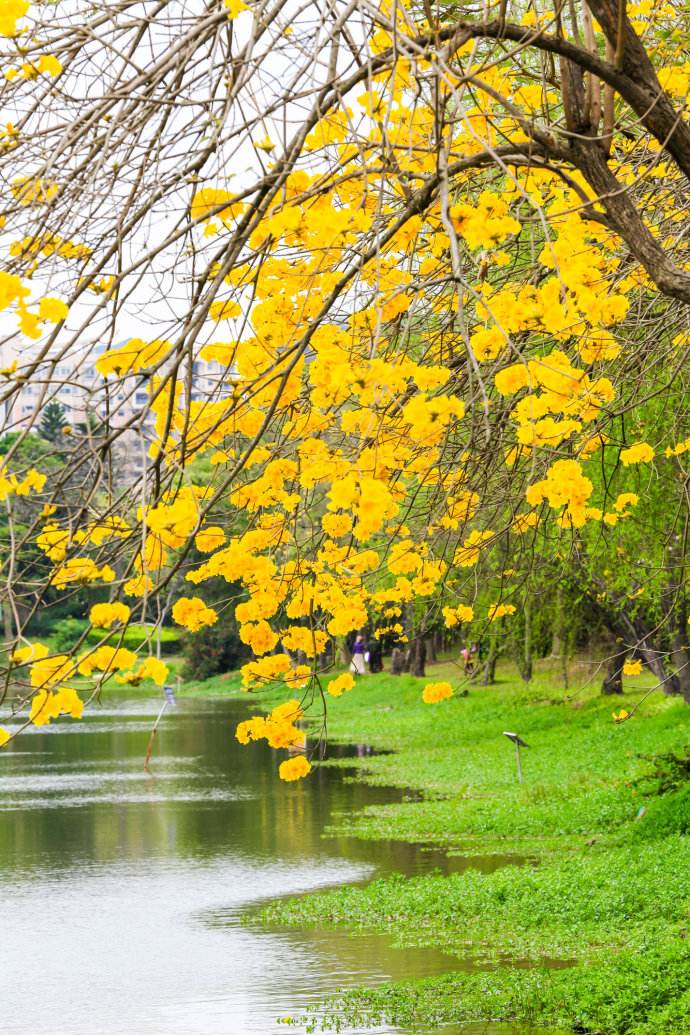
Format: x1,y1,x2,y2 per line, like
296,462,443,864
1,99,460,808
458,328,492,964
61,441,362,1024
0,727,11,747
172,595,218,632
278,755,311,781
623,659,642,676
612,709,630,724
422,681,453,704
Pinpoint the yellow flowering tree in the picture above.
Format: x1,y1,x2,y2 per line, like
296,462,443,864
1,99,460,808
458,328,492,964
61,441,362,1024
0,0,689,773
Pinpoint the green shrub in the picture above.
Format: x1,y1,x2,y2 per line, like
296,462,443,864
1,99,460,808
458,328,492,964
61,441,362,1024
49,618,181,655
632,784,690,840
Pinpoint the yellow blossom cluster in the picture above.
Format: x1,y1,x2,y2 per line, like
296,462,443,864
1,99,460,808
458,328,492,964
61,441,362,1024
89,602,131,628
327,673,355,697
115,657,168,687
0,465,45,501
526,459,594,529
172,596,218,632
442,605,474,628
422,681,453,704
620,442,655,466
30,687,83,726
236,699,303,748
50,558,115,589
278,755,312,781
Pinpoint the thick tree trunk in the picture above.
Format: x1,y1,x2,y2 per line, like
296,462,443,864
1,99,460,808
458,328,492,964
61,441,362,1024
390,647,406,675
481,652,497,686
408,636,426,678
637,641,680,696
601,652,624,695
338,636,352,668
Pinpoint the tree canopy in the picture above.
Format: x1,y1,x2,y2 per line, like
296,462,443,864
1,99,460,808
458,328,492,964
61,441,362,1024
0,0,688,771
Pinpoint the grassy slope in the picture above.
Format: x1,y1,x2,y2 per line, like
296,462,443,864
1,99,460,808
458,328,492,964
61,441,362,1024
183,659,690,1033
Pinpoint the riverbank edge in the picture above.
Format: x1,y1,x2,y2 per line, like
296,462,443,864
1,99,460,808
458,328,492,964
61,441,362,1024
180,663,690,1034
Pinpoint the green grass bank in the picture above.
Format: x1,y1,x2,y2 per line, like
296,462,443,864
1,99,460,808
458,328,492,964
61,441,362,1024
183,658,690,1034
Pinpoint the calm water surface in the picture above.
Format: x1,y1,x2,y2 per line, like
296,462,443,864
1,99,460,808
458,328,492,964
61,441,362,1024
1,692,562,1035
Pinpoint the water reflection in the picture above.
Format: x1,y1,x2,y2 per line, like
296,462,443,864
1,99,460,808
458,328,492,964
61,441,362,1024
1,692,562,1035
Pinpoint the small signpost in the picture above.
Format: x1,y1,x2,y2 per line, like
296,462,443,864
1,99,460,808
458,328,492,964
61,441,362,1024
503,730,529,783
144,684,177,773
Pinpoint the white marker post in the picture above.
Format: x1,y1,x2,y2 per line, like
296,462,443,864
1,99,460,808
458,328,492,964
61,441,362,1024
502,731,529,783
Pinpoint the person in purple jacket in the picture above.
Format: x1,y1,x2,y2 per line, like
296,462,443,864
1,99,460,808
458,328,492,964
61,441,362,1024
350,633,367,675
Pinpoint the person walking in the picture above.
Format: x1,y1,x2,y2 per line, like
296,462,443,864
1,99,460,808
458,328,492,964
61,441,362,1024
350,633,367,675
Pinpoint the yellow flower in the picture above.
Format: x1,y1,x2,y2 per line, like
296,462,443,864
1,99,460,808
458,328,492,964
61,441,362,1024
612,709,630,724
29,690,62,726
38,296,68,322
53,687,84,719
495,363,530,396
488,603,516,621
453,529,494,568
278,755,312,781
12,641,49,665
89,602,131,628
327,673,355,697
224,0,249,17
37,54,62,76
172,595,218,632
623,659,642,676
78,646,137,678
0,1,29,37
50,557,115,589
0,727,11,747
30,654,75,688
116,657,168,687
613,492,639,513
442,605,474,628
240,619,279,655
195,526,226,553
29,686,84,725
620,442,655,466
422,681,453,704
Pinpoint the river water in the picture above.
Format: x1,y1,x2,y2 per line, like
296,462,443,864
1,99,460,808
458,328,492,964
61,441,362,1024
1,692,562,1035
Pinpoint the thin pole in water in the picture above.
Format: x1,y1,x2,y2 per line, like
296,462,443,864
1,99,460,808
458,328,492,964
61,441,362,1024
144,699,168,773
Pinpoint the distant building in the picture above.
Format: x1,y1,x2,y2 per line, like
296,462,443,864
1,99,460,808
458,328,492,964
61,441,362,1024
0,338,232,484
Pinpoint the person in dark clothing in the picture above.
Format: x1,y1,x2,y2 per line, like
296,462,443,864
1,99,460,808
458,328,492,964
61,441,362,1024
367,635,383,673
